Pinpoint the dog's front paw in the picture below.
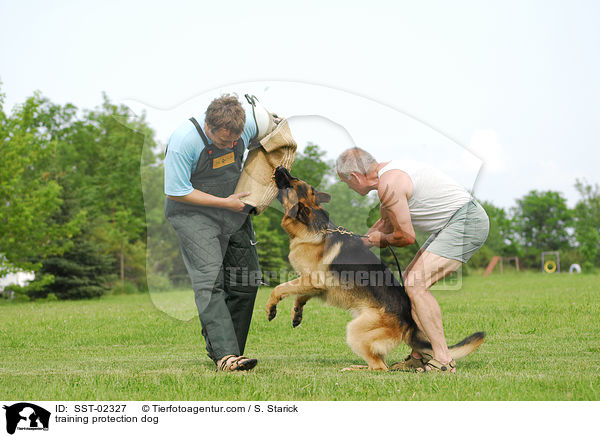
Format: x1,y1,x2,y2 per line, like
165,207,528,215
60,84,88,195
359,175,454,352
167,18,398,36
291,305,303,327
266,302,277,321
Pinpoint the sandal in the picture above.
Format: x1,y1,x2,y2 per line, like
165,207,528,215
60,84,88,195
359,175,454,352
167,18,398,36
390,355,426,372
416,358,456,373
217,354,258,372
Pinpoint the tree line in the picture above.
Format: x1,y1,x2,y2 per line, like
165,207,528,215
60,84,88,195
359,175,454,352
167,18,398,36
1,90,599,300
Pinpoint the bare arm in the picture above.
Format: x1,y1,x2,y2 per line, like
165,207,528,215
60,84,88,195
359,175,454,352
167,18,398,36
168,190,250,213
367,171,416,248
366,204,395,239
367,218,386,234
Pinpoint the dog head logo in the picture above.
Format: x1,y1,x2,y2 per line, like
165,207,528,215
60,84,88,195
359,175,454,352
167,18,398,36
274,166,331,232
3,403,50,435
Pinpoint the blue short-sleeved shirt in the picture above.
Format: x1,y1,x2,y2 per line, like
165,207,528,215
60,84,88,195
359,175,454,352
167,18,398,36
164,105,257,196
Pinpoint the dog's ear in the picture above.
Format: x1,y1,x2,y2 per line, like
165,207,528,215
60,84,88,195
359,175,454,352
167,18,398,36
315,191,331,204
288,203,299,218
288,202,311,223
296,202,311,224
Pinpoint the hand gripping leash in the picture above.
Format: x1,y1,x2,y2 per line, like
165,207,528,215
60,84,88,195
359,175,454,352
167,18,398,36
325,226,405,287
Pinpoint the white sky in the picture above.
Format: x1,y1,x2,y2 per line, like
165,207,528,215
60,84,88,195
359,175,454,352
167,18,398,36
1,0,599,209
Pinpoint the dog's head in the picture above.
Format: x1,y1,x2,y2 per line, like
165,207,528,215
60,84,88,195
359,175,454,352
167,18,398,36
274,166,331,233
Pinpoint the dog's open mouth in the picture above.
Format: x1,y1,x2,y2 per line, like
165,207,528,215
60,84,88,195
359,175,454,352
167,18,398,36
275,166,294,203
274,166,296,190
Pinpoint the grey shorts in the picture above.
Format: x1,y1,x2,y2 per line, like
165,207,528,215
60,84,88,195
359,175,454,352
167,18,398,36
421,199,489,263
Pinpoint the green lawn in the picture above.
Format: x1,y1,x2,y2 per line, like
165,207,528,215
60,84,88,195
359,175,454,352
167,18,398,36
1,272,599,400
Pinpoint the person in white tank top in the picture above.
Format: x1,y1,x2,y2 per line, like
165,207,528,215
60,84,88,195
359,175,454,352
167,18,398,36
377,160,473,234
336,147,489,373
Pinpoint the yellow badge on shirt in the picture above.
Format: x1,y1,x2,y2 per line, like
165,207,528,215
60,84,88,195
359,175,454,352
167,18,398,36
212,152,235,169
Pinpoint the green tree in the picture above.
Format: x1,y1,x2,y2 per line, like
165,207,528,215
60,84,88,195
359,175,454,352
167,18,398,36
290,142,331,188
8,90,158,298
574,179,600,271
0,91,81,273
79,95,154,290
28,237,114,300
512,190,573,251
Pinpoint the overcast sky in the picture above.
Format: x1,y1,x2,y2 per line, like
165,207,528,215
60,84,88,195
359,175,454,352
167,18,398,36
1,0,599,209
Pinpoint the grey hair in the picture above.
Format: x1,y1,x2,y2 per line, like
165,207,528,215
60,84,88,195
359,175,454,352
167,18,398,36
336,147,378,179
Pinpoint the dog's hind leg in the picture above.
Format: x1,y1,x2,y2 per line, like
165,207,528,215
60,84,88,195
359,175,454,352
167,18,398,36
291,295,312,327
405,327,433,360
344,310,402,371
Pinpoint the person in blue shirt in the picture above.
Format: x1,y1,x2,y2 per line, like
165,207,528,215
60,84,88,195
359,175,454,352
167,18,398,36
164,94,263,372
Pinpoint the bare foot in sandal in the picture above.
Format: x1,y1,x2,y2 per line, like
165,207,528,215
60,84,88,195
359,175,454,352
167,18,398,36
216,355,258,372
418,358,456,373
390,355,425,372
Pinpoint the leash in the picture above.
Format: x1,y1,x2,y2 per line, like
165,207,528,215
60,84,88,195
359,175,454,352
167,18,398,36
325,226,405,287
325,225,369,238
387,245,405,288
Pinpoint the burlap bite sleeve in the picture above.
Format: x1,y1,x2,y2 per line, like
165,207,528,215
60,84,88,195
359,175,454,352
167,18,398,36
234,118,297,214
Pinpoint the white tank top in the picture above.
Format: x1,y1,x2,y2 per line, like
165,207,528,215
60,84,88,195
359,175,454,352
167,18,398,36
378,160,472,234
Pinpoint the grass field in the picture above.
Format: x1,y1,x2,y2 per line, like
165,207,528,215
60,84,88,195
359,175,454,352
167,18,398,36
1,272,599,401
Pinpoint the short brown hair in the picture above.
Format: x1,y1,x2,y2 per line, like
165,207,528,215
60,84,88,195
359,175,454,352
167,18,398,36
205,94,245,135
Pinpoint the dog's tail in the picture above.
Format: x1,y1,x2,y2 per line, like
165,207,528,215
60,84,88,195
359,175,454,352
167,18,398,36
407,329,486,361
448,331,486,360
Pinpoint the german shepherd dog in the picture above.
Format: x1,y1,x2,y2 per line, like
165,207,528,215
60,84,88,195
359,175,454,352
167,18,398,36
266,166,485,371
